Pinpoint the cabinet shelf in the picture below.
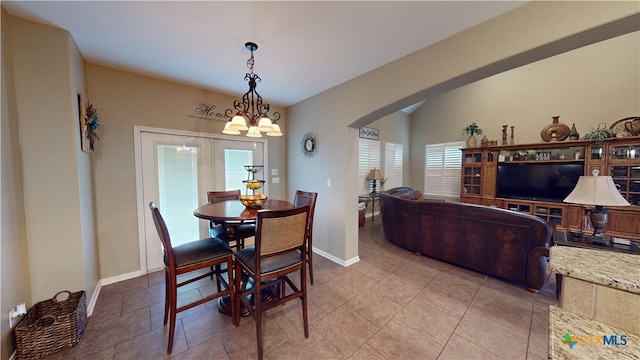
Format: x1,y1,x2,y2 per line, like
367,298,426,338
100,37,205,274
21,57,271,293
497,159,584,164
461,137,640,241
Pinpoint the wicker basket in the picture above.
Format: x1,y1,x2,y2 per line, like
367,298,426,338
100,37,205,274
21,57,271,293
15,290,87,360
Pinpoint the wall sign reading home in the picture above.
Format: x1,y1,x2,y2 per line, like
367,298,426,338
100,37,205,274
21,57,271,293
186,103,227,121
359,127,379,140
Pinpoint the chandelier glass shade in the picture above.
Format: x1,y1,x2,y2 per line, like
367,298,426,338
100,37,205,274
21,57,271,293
223,42,282,137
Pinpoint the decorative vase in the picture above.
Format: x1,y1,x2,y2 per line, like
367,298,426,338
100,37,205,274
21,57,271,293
569,123,580,140
467,134,477,148
541,116,570,142
480,135,489,147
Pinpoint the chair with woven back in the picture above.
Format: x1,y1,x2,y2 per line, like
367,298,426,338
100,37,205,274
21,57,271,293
148,202,234,354
293,190,318,285
232,205,311,360
207,190,256,250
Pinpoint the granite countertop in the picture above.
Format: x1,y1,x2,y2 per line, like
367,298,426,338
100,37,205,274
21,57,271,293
549,306,640,360
549,246,640,294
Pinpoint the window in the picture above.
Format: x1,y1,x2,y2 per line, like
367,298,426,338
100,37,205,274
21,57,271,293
157,145,200,246
424,141,464,198
224,149,253,191
384,142,403,190
358,138,380,195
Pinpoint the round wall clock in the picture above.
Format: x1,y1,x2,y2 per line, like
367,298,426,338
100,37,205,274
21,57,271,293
301,132,317,157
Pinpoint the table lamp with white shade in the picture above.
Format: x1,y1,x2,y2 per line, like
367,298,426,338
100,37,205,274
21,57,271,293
563,169,630,246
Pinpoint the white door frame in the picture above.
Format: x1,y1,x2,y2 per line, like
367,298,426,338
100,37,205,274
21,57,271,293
133,126,268,274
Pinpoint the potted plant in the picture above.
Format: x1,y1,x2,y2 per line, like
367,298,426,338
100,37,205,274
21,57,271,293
582,123,616,145
462,123,483,148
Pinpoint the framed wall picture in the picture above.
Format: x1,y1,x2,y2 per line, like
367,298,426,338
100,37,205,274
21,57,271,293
359,127,379,140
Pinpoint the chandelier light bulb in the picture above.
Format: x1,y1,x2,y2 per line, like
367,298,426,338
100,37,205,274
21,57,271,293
246,126,262,138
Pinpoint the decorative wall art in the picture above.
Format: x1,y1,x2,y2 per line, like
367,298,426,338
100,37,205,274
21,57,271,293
610,116,640,137
301,132,317,157
78,94,100,152
359,127,379,140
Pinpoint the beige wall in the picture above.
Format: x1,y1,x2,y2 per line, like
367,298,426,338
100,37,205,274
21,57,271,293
1,9,31,360
286,2,639,263
86,64,287,278
1,12,100,357
409,30,640,190
368,111,411,189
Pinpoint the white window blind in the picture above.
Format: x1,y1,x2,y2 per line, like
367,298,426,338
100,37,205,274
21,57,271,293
424,141,464,197
358,138,381,195
157,145,200,245
384,142,403,190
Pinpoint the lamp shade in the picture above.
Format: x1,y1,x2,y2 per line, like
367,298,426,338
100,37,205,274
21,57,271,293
229,115,249,131
257,117,273,132
266,123,283,136
563,171,630,206
246,126,262,138
222,121,241,135
367,168,383,181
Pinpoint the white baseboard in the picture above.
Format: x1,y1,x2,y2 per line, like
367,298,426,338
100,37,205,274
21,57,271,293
84,270,141,317
87,282,101,317
100,270,143,286
312,247,360,267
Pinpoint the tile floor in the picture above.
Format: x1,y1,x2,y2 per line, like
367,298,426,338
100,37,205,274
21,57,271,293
45,217,558,359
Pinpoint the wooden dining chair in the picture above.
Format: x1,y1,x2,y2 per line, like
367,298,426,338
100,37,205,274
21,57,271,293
207,190,255,250
232,205,311,360
148,202,234,354
293,190,318,285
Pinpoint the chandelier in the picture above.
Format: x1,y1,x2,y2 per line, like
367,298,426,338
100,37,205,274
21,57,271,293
223,42,282,137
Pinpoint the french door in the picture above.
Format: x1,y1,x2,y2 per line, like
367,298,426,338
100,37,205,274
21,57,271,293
136,128,264,272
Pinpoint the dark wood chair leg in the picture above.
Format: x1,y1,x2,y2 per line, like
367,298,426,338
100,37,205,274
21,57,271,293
233,262,242,327
163,270,170,325
255,281,264,360
308,253,314,285
168,276,178,354
302,265,309,338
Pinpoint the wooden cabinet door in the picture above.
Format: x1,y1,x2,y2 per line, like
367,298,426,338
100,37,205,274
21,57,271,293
565,205,584,230
482,150,497,198
461,150,484,198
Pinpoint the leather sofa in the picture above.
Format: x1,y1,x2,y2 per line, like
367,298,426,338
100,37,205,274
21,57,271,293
380,187,551,290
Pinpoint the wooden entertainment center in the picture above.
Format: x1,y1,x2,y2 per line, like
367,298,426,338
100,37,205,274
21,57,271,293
460,136,640,241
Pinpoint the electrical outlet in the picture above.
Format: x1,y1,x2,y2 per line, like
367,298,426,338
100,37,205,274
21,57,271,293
9,308,17,328
8,303,27,328
271,168,278,176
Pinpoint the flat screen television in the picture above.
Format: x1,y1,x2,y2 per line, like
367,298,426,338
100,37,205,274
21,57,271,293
496,162,585,202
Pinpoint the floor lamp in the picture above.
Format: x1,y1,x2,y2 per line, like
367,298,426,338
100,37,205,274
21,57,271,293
367,168,383,195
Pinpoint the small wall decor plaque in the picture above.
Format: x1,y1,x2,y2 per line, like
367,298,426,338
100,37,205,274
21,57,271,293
359,127,379,140
78,94,100,152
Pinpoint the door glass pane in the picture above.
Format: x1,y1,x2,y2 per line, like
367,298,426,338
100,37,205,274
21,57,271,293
225,149,253,192
157,145,199,246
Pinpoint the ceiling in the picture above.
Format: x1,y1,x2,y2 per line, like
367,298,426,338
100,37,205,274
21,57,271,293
2,1,526,108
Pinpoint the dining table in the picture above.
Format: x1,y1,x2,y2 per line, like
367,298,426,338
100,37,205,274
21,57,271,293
193,198,295,316
193,198,294,223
